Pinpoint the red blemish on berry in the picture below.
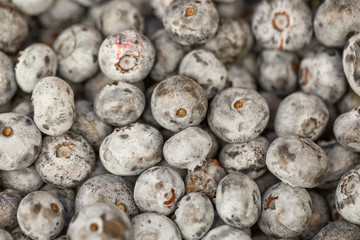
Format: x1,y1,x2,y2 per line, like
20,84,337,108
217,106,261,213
264,195,278,210
164,188,176,206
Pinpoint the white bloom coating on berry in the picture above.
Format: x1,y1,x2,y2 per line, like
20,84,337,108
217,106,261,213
204,18,253,63
74,0,105,7
208,87,269,143
179,49,227,99
75,174,139,217
151,75,208,132
274,92,329,141
35,131,95,188
0,51,17,105
32,76,75,136
97,0,144,36
131,213,181,240
300,49,346,104
17,191,65,240
71,100,112,150
267,135,328,188
314,0,360,48
164,127,212,171
0,229,13,240
0,189,22,230
337,89,360,114
54,24,102,83
258,182,312,239
174,192,214,240
0,113,42,171
252,0,312,51
94,82,145,126
0,3,28,54
318,141,360,189
343,33,360,97
220,136,269,179
67,203,132,240
202,225,251,240
163,0,219,45
257,49,298,96
98,31,155,83
12,0,54,16
38,0,85,30
226,66,256,90
150,0,174,19
335,109,360,153
134,166,185,215
336,165,360,225
12,100,33,118
216,173,261,229
312,220,360,240
215,0,245,20
0,166,44,194
150,29,186,81
100,123,163,176
15,43,58,93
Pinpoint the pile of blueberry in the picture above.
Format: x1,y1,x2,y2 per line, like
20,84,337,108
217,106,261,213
1,0,360,239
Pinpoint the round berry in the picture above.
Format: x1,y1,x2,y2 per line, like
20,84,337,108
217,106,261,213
0,189,22,230
202,225,251,240
0,51,17,106
343,33,360,96
334,107,360,152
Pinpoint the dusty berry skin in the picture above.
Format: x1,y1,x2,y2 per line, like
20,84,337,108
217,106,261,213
335,165,360,225
67,203,133,240
266,134,328,188
318,141,360,189
314,221,360,240
98,31,155,83
17,191,65,240
254,171,280,195
225,65,256,90
0,166,44,194
179,49,227,99
0,189,22,230
0,3,28,54
71,100,112,151
163,0,219,45
150,0,174,20
151,75,208,132
94,81,145,127
204,18,253,63
174,192,214,240
314,0,360,48
32,76,75,136
150,29,187,82
299,49,346,104
74,0,106,7
0,51,17,106
274,92,329,141
252,0,312,51
185,159,226,199
258,182,312,239
334,107,360,152
220,136,269,179
132,213,181,240
301,191,330,240
35,131,95,188
163,127,212,170
337,89,360,114
203,225,251,240
53,24,102,83
216,173,261,229
208,87,269,143
99,123,163,176
261,91,282,132
15,43,57,93
0,229,13,240
134,166,185,216
97,0,144,36
38,0,85,30
257,49,298,96
0,113,42,171
12,0,53,16
41,184,75,230
75,174,139,217
343,33,360,96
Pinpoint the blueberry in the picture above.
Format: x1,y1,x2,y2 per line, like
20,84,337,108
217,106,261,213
202,225,251,240
208,87,269,143
99,123,163,176
134,166,185,215
225,64,257,90
150,0,174,20
216,173,261,229
0,189,22,230
343,33,360,96
337,89,360,114
312,220,360,240
0,229,13,240
258,182,312,238
0,51,17,106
